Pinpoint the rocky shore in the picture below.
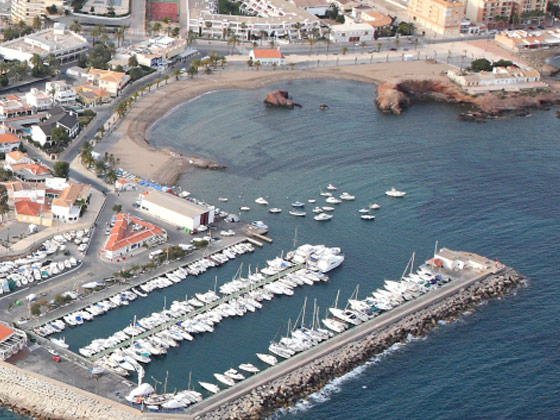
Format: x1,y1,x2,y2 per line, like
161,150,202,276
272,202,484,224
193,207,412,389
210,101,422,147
0,362,138,420
376,78,560,121
197,268,525,420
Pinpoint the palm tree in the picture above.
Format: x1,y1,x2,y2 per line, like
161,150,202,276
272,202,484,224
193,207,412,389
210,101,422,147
70,19,82,33
146,82,152,92
376,42,382,52
154,78,161,88
187,29,197,46
163,75,169,85
173,69,180,80
342,47,348,55
324,28,332,55
272,62,277,71
32,16,42,31
269,39,276,49
153,22,162,35
414,38,419,50
227,34,239,54
254,61,261,71
187,65,198,79
247,58,253,68
240,22,247,40
219,56,227,68
294,22,302,40
288,62,296,70
308,37,315,54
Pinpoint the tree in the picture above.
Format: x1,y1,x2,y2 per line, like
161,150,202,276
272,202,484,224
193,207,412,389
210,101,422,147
106,170,117,184
396,22,416,36
163,74,169,85
377,42,382,52
46,4,58,14
69,19,82,33
470,58,492,72
53,161,70,178
492,59,515,68
342,47,348,55
146,82,153,92
32,16,42,31
0,185,9,216
173,69,180,80
335,14,345,24
51,127,69,144
153,22,162,35
154,78,161,88
112,204,122,213
254,60,261,71
128,55,138,68
187,29,197,46
187,65,198,78
31,303,41,316
0,74,8,87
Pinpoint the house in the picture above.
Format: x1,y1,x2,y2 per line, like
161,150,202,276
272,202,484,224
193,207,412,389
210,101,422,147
11,163,51,182
101,213,167,261
0,322,27,361
14,199,53,227
25,88,53,111
31,108,79,147
330,23,374,43
139,190,215,232
430,248,491,271
359,10,393,33
5,151,33,166
74,83,112,106
45,81,77,106
51,183,90,223
115,178,135,191
495,29,560,51
0,95,33,118
2,181,46,205
0,131,21,154
292,0,331,16
249,49,286,65
66,66,90,79
447,66,544,91
88,69,131,97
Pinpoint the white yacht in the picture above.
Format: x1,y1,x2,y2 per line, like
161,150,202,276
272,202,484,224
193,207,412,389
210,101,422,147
289,210,306,217
218,197,228,202
255,197,269,205
340,192,355,201
314,213,333,221
239,363,260,373
308,199,316,203
361,215,375,220
199,382,220,394
322,318,347,333
256,353,278,366
322,206,335,212
312,206,323,213
326,196,342,204
50,337,69,349
327,184,338,191
214,373,235,387
319,191,333,197
369,203,381,210
358,208,370,214
224,368,245,381
239,206,251,211
385,187,406,197
269,208,282,214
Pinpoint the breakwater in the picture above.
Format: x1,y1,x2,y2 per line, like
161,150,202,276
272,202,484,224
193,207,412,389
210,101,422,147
0,362,139,420
195,267,525,420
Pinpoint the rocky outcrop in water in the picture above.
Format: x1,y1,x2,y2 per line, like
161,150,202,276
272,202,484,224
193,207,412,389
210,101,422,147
376,78,560,120
198,268,525,420
264,90,300,108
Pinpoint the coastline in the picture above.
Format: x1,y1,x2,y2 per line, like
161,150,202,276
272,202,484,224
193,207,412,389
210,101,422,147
109,61,452,185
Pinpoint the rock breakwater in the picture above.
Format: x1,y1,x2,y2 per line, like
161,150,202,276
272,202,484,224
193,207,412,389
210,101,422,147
197,268,525,420
0,362,138,420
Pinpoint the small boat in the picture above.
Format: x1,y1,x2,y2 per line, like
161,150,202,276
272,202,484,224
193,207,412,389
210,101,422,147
50,337,69,349
314,213,333,221
326,196,342,204
289,210,306,217
239,363,260,373
199,382,220,394
322,206,335,212
385,187,406,197
369,203,381,210
340,192,355,201
361,215,376,220
358,208,370,214
269,208,282,214
224,368,245,381
319,191,332,197
291,201,305,207
214,373,235,387
312,207,323,213
327,184,337,191
308,199,316,203
256,353,278,366
255,197,269,205
239,206,251,211
218,197,228,202
320,104,329,110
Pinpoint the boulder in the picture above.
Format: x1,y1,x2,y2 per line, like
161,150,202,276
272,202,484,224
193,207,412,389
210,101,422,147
264,90,295,108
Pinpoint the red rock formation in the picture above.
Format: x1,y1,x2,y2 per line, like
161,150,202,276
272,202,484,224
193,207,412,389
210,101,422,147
376,78,560,118
264,90,295,108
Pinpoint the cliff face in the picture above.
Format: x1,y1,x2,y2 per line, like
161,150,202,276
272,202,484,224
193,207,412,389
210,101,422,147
264,90,295,108
376,78,560,118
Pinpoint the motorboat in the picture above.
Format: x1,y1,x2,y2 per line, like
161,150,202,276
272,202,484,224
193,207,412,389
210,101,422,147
319,191,333,197
214,373,235,387
50,337,69,349
358,208,370,214
289,210,306,217
218,197,228,202
224,368,245,381
327,184,337,191
239,363,260,373
322,318,347,333
312,207,323,213
322,206,335,212
308,199,316,203
385,187,406,197
199,382,220,394
256,353,278,366
369,203,381,210
239,206,251,211
361,215,376,220
255,197,269,205
291,201,305,207
314,213,333,222
269,208,282,214
340,192,355,201
326,196,342,204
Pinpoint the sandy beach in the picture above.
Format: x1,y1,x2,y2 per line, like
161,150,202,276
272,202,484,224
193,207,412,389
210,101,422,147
110,61,452,185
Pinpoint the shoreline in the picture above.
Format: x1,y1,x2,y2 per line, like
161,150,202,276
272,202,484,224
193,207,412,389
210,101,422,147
109,61,451,185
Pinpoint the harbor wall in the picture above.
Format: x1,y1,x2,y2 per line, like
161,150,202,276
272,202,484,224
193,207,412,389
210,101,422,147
0,361,140,420
196,268,525,420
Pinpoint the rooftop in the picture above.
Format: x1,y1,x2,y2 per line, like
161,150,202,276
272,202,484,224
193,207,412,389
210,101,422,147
0,133,20,144
6,151,27,161
142,190,211,218
0,324,13,342
0,25,88,57
15,199,51,217
104,213,164,252
52,184,90,208
251,49,284,59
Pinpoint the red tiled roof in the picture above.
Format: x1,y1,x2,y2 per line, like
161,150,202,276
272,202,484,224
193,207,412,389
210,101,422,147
14,200,50,217
0,324,13,341
252,49,284,59
0,133,19,144
104,213,163,252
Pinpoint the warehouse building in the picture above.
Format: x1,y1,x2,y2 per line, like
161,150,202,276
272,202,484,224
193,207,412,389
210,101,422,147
139,190,215,231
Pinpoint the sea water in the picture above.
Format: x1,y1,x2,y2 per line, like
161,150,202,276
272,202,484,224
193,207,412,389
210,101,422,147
39,79,560,419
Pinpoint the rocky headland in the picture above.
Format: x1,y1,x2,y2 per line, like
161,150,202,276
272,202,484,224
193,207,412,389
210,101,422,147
376,78,560,121
197,268,525,420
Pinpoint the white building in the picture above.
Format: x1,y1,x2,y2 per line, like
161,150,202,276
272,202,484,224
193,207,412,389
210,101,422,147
447,67,543,91
0,24,89,64
45,81,77,105
0,130,21,153
0,322,27,361
249,49,286,65
25,88,53,111
115,179,135,191
139,190,215,232
330,23,374,43
51,183,90,223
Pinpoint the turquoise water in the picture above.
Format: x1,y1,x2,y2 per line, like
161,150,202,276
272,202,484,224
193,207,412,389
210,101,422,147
53,79,559,419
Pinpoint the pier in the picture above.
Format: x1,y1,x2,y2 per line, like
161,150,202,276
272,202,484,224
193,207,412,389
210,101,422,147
89,263,305,360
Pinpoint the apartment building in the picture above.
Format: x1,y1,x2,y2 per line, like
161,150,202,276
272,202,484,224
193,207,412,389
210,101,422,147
408,0,465,36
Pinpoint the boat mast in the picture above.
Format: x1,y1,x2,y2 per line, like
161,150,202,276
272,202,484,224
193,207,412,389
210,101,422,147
434,240,439,257
301,296,307,329
213,276,217,293
293,226,298,250
410,252,415,275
